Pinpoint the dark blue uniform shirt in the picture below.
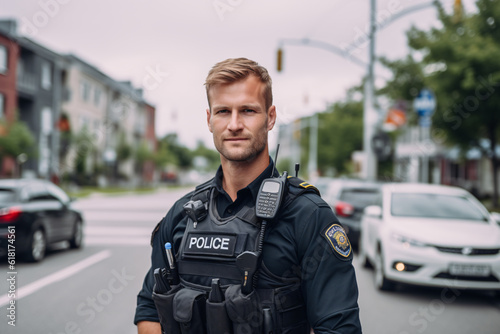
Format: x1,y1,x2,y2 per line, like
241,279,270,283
135,161,362,333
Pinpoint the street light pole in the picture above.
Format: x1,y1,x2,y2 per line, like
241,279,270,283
363,0,378,181
308,113,319,179
277,0,438,182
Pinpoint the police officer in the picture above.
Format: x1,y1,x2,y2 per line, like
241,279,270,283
134,58,362,333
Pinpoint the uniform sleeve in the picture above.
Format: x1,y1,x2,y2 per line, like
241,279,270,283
134,216,168,325
134,192,192,325
295,195,362,334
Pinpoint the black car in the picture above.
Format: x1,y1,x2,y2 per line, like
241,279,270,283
0,179,83,262
322,179,381,248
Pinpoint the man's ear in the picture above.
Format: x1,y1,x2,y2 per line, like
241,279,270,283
206,108,213,133
267,105,276,131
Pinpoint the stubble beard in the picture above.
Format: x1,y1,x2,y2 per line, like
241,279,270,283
216,131,268,163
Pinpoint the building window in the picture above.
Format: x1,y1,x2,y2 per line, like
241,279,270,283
41,61,52,90
80,80,91,102
0,45,7,74
94,88,101,107
0,93,4,118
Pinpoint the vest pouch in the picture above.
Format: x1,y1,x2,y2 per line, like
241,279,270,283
225,284,262,334
152,285,182,334
206,300,232,334
173,288,207,334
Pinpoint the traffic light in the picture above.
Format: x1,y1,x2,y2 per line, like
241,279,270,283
277,48,283,72
453,0,463,23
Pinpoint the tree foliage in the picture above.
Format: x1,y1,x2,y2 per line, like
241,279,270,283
407,0,500,205
316,99,364,176
116,131,132,162
192,140,220,170
0,118,36,159
155,133,192,169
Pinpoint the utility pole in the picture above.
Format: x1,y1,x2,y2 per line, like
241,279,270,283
308,113,319,179
363,0,378,181
277,0,438,182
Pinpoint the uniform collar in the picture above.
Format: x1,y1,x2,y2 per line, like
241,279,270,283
213,157,278,202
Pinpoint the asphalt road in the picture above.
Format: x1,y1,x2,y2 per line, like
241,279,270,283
1,188,499,334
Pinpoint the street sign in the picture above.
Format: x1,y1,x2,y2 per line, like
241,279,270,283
413,89,436,117
419,115,432,128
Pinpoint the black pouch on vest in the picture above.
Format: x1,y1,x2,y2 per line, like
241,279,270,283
225,284,262,334
206,299,232,334
173,288,207,334
152,285,182,334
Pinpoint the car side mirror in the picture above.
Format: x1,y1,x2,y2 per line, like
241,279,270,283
364,205,382,218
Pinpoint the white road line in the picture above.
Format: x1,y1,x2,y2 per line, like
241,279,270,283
83,226,152,246
85,226,152,236
85,237,151,246
0,250,111,307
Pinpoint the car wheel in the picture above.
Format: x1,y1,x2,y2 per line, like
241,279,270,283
69,219,83,249
374,248,395,291
26,228,46,262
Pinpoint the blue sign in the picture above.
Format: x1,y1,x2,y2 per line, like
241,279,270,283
413,89,436,117
419,115,432,128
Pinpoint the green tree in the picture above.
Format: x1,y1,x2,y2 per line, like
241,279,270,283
192,140,220,170
72,128,96,184
407,0,500,206
316,99,364,176
156,133,192,169
134,140,153,173
0,118,36,162
116,131,132,162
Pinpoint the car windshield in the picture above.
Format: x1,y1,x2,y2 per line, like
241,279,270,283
391,193,487,221
340,188,379,207
0,189,17,203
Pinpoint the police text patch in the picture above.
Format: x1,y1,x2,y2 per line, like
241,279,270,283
184,232,237,257
322,224,352,260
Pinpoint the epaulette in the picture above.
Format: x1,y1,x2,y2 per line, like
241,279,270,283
286,176,320,196
282,176,320,209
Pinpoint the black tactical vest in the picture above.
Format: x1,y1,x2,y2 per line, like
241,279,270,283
152,177,320,334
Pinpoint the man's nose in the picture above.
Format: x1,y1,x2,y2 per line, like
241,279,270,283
227,110,243,131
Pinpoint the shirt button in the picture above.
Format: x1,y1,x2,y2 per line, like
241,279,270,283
227,209,232,213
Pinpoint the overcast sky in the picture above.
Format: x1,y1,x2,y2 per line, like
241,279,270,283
3,0,478,150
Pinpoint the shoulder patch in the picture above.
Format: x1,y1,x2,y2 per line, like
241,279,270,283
322,223,352,261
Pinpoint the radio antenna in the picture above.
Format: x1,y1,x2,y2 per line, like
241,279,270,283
272,144,280,177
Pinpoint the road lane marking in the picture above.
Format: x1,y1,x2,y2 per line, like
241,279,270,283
84,226,152,246
85,226,153,236
0,250,111,307
85,237,151,246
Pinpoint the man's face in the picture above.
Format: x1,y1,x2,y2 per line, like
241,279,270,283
206,75,276,163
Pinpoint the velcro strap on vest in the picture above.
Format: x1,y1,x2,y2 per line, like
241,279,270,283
178,261,242,281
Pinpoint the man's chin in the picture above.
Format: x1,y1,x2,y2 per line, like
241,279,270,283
220,149,257,162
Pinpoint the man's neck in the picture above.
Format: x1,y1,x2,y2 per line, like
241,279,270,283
221,153,269,201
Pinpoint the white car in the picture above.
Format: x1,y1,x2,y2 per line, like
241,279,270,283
360,183,500,292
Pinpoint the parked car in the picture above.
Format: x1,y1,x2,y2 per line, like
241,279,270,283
360,183,500,293
0,179,84,262
321,178,381,248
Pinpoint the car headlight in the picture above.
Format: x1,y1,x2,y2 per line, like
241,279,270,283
391,233,427,248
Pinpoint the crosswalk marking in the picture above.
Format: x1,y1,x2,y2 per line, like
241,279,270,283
84,226,152,246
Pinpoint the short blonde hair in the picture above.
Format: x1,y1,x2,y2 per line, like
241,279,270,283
205,58,273,111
